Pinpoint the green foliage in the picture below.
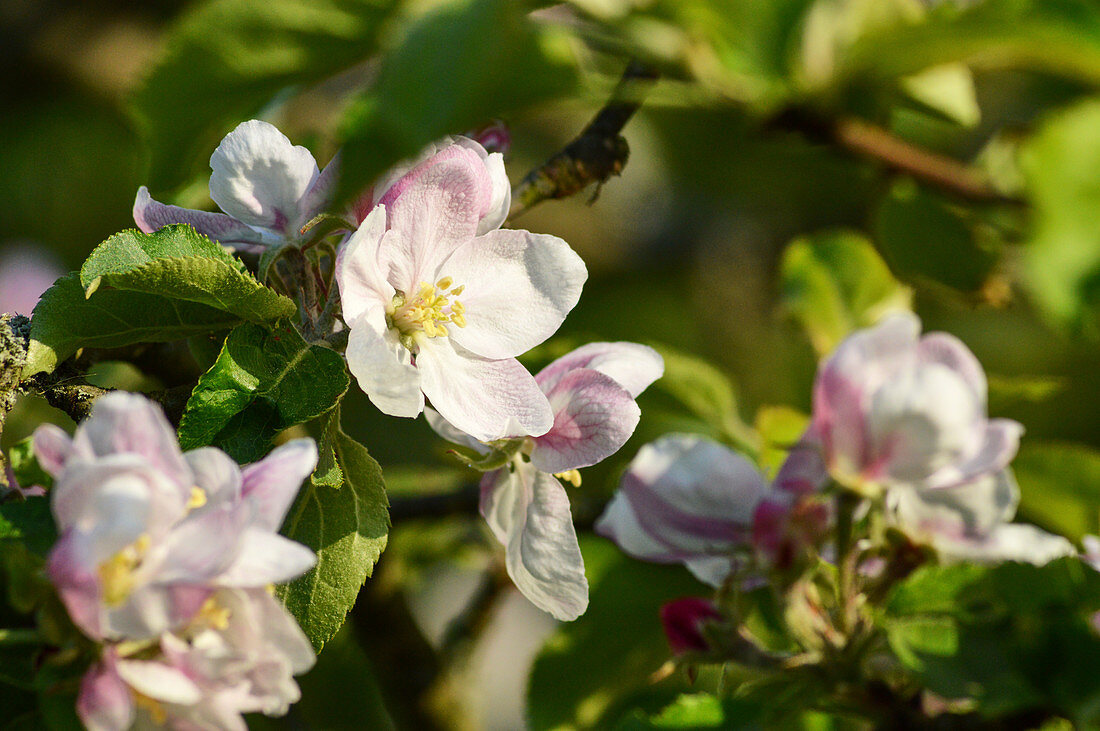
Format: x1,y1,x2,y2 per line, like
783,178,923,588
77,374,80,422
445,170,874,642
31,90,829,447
8,438,52,495
881,559,1100,721
1015,442,1100,542
177,321,349,461
25,274,242,376
779,230,911,356
277,410,389,651
0,499,57,558
335,0,579,202
873,181,998,293
527,537,704,730
1021,98,1100,332
132,0,401,191
80,225,295,325
616,693,765,730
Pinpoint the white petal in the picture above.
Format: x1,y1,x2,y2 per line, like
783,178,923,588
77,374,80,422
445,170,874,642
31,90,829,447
240,439,318,532
184,447,243,509
217,529,317,586
335,204,394,323
917,331,988,407
475,150,510,234
938,523,1076,565
443,229,587,359
416,338,553,442
345,307,424,418
133,186,267,248
115,659,202,705
209,120,319,232
33,424,74,476
888,470,1019,543
483,464,588,621
536,342,664,398
423,407,490,455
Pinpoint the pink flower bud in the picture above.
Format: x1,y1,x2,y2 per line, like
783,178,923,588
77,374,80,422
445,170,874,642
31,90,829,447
660,597,722,655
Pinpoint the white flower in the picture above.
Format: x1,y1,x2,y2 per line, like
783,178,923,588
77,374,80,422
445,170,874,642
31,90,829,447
337,139,587,442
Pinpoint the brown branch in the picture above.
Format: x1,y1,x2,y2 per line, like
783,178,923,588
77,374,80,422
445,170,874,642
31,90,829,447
510,59,659,218
770,108,1022,206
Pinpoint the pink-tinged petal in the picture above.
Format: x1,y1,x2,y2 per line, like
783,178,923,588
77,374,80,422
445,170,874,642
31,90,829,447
935,523,1075,566
683,556,740,587
298,152,340,224
209,120,319,232
133,187,267,248
47,530,103,638
115,658,202,705
660,598,722,655
917,331,988,406
33,423,74,476
185,447,242,509
345,307,423,418
51,456,181,538
595,435,767,569
442,228,587,359
467,121,511,155
240,439,317,532
217,529,316,586
73,392,192,491
481,464,587,620
925,418,1023,490
381,145,492,289
529,369,640,473
476,151,510,235
336,204,394,323
536,342,664,398
888,470,1019,544
246,589,316,673
424,407,490,455
156,506,246,583
773,432,828,496
417,338,553,442
78,656,134,731
812,313,920,479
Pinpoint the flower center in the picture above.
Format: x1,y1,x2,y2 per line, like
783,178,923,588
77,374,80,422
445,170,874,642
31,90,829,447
98,533,152,607
388,277,467,347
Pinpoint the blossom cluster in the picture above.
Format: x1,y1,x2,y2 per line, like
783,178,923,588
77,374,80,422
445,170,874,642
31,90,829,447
35,393,318,730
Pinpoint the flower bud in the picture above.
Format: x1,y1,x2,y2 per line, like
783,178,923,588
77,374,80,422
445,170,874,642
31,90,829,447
660,597,723,656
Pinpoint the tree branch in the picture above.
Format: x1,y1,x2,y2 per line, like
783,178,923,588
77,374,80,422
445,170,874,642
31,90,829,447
510,59,659,218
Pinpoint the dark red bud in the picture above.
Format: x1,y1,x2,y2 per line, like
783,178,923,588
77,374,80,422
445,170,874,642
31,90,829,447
659,597,721,655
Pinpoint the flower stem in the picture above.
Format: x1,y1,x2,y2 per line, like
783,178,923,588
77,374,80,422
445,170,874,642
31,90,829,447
0,628,42,645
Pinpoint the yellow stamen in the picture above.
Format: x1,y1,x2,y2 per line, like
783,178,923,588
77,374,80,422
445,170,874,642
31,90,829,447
98,534,151,607
436,276,454,290
133,691,168,725
387,277,468,343
186,487,207,511
194,597,231,631
554,469,582,487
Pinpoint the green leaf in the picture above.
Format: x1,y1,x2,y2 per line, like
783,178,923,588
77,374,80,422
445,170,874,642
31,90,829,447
778,230,911,356
647,344,757,453
0,499,58,558
277,411,389,651
898,64,981,128
80,226,295,324
754,405,809,478
7,439,52,495
616,693,766,730
335,0,579,202
881,559,1100,720
1014,442,1100,543
527,537,704,731
873,180,999,293
131,0,401,191
25,274,243,376
178,321,349,462
1020,98,1100,332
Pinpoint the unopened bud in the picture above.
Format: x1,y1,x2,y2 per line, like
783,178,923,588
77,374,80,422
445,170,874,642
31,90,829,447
659,597,722,656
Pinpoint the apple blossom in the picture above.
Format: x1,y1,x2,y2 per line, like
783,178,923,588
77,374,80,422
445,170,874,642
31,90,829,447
660,597,723,656
427,342,663,620
134,120,336,252
887,469,1075,565
811,312,1022,495
337,139,587,442
35,392,318,641
77,588,314,731
595,434,828,586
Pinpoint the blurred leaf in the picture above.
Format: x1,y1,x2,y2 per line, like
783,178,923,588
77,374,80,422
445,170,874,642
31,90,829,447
1021,98,1100,332
177,321,349,461
898,64,981,127
616,693,766,730
873,180,998,293
1015,442,1100,543
7,439,52,495
528,537,703,731
0,499,57,558
277,411,389,651
336,0,579,202
754,405,809,478
648,344,756,452
841,0,1100,87
132,0,401,191
779,230,911,355
881,559,1100,720
80,225,295,324
25,275,241,377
